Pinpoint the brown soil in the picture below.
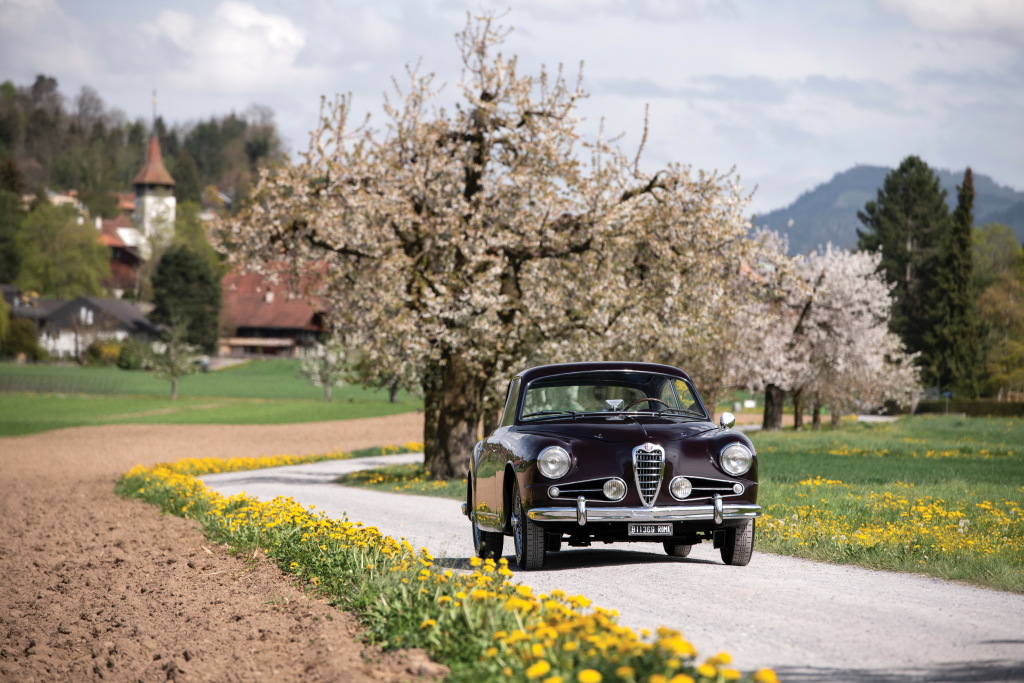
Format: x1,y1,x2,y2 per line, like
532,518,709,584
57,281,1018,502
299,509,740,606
0,413,451,683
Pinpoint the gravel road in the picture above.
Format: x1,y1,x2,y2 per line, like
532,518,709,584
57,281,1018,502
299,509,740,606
203,455,1024,683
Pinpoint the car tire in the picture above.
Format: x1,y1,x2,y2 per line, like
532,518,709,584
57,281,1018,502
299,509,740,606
473,516,504,560
512,478,546,570
469,479,503,560
720,520,755,566
663,541,692,557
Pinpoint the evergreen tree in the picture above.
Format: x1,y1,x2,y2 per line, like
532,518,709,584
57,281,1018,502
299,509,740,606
173,149,202,204
0,163,24,282
149,244,221,353
926,168,980,396
857,155,951,384
173,201,222,274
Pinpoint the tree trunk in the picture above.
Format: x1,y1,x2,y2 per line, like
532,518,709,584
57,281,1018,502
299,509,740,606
324,383,332,402
171,377,178,401
792,388,804,430
422,354,482,480
762,384,785,430
388,380,399,404
812,399,822,431
831,409,842,427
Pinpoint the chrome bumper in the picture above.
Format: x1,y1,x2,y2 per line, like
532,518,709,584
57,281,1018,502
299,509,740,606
527,499,762,526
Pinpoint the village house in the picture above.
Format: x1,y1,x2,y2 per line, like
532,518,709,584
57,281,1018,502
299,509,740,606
218,269,324,357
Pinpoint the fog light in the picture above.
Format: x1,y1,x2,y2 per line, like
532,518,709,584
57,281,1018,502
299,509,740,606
733,483,744,494
670,477,692,500
603,478,626,501
549,486,561,498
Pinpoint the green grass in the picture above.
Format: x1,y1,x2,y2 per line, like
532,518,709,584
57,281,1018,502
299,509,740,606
0,359,422,436
750,415,1024,592
337,463,466,499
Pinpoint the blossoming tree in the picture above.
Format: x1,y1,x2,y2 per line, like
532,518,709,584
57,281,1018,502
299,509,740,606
220,15,770,477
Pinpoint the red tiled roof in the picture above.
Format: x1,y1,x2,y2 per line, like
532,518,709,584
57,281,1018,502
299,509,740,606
221,269,321,332
132,136,175,187
98,214,136,248
115,192,135,211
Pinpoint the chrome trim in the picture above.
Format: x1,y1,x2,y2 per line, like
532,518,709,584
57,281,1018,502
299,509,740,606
527,503,762,523
577,496,587,526
632,442,665,508
713,494,724,524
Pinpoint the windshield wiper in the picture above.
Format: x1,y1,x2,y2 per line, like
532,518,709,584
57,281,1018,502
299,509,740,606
521,410,579,421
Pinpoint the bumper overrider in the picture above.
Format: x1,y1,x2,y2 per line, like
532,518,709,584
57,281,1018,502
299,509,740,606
527,495,762,526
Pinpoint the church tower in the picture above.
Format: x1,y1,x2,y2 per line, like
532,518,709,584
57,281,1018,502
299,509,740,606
132,136,176,259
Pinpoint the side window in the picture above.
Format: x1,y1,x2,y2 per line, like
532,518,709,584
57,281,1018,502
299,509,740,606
674,379,700,411
499,378,521,427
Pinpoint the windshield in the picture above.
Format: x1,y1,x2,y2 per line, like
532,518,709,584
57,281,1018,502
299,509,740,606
519,370,705,421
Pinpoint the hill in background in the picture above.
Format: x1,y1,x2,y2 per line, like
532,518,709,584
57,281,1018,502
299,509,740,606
753,165,1024,255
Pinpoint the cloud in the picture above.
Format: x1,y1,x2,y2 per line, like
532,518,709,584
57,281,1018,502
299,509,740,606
881,0,1024,45
496,0,738,22
143,1,325,93
0,0,98,81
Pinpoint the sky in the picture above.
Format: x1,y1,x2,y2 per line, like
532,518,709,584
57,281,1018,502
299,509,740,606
1,0,1022,216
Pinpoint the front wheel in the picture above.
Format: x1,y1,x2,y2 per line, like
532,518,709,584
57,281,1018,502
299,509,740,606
511,478,546,570
720,520,755,566
473,516,504,560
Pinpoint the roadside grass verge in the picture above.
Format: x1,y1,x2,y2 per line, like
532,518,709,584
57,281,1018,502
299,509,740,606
338,416,1024,594
117,451,776,683
337,463,466,499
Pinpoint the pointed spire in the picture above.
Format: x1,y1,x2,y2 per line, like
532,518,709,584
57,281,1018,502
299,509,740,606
133,136,175,187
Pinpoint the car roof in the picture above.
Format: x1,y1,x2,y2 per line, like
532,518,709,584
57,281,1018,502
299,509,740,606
516,361,692,384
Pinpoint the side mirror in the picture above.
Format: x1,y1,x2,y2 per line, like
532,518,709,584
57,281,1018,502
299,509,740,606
719,412,736,430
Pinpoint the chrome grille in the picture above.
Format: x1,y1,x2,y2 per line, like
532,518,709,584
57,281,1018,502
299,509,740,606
632,442,665,508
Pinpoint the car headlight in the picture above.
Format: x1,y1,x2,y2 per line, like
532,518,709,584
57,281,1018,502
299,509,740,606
603,478,626,501
537,446,571,479
720,443,753,476
669,476,692,499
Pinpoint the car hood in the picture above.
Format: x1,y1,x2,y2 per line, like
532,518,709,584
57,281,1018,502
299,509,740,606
519,419,717,443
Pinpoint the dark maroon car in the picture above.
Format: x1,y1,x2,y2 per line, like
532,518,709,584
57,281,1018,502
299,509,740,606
462,361,762,570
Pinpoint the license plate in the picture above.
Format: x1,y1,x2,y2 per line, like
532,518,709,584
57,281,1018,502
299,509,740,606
628,523,672,536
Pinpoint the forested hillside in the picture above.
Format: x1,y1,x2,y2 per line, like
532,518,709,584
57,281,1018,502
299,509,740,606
0,75,284,215
755,165,1024,254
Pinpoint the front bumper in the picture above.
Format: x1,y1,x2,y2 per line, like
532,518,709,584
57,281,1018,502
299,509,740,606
526,498,762,526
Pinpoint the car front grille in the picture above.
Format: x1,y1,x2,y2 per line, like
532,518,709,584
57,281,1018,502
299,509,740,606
632,443,665,508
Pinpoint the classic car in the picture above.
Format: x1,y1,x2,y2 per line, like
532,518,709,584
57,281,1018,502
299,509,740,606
462,361,761,570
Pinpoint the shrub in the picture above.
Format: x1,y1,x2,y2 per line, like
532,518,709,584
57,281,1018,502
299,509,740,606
0,317,43,361
116,337,148,370
85,338,122,366
916,400,1024,417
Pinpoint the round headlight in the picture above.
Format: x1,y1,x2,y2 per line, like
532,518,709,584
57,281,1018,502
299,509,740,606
720,443,753,476
603,478,626,501
538,446,571,479
670,476,693,499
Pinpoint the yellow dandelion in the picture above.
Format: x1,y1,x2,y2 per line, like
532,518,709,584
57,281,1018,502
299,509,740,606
526,660,551,679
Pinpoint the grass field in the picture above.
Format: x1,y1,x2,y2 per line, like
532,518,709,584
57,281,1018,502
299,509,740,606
751,416,1023,592
0,359,422,436
339,416,1024,593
